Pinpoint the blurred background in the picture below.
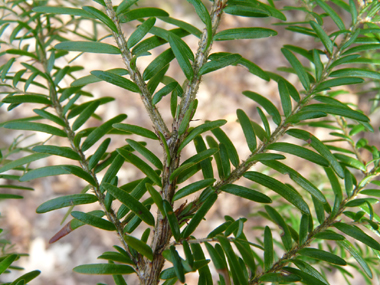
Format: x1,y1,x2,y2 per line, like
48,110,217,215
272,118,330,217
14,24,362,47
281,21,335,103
1,0,379,284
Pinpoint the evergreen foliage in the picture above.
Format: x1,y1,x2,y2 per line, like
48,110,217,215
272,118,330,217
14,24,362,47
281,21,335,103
1,0,380,284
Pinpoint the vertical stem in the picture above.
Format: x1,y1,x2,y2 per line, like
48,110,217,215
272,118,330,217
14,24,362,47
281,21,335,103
139,1,228,284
